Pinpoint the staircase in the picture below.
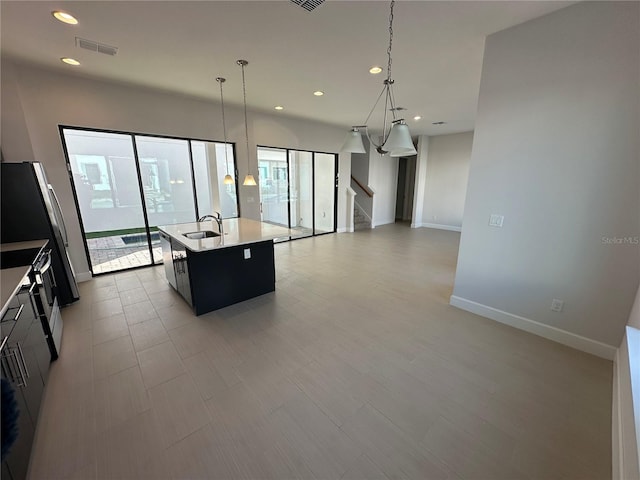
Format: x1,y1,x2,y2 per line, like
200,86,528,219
354,206,371,230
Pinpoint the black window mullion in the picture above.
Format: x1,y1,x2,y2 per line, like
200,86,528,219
333,154,338,233
312,152,316,236
286,149,292,233
187,140,199,220
233,143,241,217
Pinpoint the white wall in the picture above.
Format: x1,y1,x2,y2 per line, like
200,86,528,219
1,61,34,160
451,2,640,354
1,60,351,278
411,135,429,229
422,131,473,231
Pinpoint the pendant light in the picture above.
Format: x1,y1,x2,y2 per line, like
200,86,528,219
216,77,235,185
340,0,416,157
237,59,257,186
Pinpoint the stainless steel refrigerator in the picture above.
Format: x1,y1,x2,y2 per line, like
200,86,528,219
1,162,80,305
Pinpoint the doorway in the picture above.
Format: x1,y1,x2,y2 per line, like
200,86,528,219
395,156,416,223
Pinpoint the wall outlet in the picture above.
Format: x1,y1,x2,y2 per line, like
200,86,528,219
243,248,251,260
489,214,504,227
550,299,564,312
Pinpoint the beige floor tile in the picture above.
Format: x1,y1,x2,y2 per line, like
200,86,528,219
341,453,390,480
420,416,529,479
94,365,151,433
137,340,185,389
156,302,196,330
115,275,143,292
183,349,239,401
93,335,138,380
148,373,211,448
91,297,123,320
129,317,170,352
168,320,218,359
119,286,149,306
341,404,451,480
90,284,120,302
123,299,158,325
147,288,181,310
95,409,165,479
142,278,172,294
92,313,129,346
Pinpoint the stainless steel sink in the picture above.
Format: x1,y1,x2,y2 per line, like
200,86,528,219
183,230,220,240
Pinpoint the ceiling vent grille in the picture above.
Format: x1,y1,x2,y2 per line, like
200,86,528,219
75,37,118,56
290,0,325,12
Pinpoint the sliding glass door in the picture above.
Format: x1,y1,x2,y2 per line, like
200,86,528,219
288,150,313,240
314,152,336,234
257,147,289,227
135,136,196,264
257,146,337,240
63,130,153,274
61,127,239,275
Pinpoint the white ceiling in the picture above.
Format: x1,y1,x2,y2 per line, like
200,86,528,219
1,0,572,136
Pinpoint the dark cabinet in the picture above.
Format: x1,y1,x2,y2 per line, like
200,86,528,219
1,285,50,480
165,238,275,315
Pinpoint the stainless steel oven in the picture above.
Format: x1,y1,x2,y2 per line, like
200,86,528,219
30,249,62,360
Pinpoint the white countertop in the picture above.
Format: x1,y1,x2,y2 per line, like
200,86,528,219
0,239,48,253
1,266,31,319
158,218,292,252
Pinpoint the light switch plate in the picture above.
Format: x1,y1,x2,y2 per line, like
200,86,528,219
244,248,251,260
489,214,504,227
551,299,564,312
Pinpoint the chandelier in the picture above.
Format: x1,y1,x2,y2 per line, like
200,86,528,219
341,0,416,157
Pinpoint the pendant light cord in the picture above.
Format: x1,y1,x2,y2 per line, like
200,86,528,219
216,77,230,175
361,0,397,152
387,0,394,83
240,62,251,176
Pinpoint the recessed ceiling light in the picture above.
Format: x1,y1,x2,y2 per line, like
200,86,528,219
369,66,383,74
274,106,284,111
52,11,78,25
61,57,80,66
413,115,422,121
313,91,324,96
432,121,447,125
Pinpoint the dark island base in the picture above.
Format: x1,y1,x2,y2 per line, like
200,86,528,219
174,240,276,316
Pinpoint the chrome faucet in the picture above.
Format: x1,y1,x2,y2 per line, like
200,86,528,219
198,212,223,236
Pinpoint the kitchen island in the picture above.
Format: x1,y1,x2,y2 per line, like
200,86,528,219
158,218,291,315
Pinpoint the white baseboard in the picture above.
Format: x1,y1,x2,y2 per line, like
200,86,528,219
337,227,347,233
422,223,462,233
411,222,423,229
75,271,92,282
450,295,617,360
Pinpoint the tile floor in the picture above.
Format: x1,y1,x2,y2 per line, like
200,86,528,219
29,224,612,479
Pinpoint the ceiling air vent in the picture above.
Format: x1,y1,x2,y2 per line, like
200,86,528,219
290,0,325,12
75,37,118,56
